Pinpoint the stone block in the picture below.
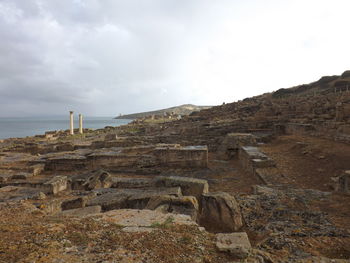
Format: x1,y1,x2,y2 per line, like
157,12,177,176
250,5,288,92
216,232,251,259
30,164,45,176
0,186,46,202
45,154,87,171
87,187,182,211
153,145,208,168
146,195,199,220
219,133,257,158
333,171,350,193
200,192,243,233
11,172,33,180
110,177,155,189
87,192,129,211
239,146,275,174
154,176,209,201
61,196,88,210
105,134,118,141
43,176,67,194
38,199,62,214
70,169,111,190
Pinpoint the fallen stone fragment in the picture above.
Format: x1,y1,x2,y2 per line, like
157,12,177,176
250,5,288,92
70,169,111,190
146,195,199,220
253,185,277,196
216,232,251,259
126,187,182,209
200,192,243,233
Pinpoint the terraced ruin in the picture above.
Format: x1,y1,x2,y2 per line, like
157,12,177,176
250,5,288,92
1,71,350,262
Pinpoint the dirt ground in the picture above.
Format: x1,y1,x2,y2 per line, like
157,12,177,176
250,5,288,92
261,135,350,246
261,135,350,191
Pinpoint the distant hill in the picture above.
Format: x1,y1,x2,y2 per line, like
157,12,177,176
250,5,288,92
115,104,212,119
271,70,350,98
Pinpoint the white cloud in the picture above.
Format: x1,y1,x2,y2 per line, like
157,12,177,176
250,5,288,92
0,0,349,116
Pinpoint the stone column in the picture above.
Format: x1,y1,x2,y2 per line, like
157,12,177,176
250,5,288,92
69,111,74,135
79,114,83,134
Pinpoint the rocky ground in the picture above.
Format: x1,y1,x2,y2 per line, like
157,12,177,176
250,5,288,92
1,71,350,262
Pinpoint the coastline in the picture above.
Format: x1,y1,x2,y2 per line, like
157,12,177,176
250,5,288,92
0,117,131,140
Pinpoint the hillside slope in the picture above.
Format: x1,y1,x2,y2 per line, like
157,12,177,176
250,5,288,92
115,104,212,119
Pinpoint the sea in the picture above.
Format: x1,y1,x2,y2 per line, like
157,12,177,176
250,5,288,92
0,116,131,140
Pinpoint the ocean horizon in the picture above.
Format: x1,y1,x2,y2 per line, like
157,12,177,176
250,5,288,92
0,116,131,140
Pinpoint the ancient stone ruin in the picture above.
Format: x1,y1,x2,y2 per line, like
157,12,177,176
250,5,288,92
1,71,350,262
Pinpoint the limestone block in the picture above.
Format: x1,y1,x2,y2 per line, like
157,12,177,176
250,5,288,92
154,176,209,201
154,145,208,168
87,187,182,211
61,196,88,210
55,142,74,152
104,133,118,141
110,177,155,189
220,133,257,157
87,192,129,211
45,154,87,171
11,172,33,180
216,232,251,259
200,192,243,233
43,176,67,194
39,199,62,214
30,164,45,176
0,186,46,202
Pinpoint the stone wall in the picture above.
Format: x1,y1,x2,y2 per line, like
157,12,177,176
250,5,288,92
153,145,208,168
44,144,208,172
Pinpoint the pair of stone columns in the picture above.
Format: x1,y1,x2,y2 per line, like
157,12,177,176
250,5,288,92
69,111,83,135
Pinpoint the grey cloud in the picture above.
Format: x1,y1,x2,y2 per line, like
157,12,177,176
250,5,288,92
1,0,350,117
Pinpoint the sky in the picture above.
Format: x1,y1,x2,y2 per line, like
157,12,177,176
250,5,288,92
0,0,350,117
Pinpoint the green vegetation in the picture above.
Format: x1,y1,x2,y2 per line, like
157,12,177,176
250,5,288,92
150,216,175,229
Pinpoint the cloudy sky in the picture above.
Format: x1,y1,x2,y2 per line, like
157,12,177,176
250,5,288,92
0,0,350,117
